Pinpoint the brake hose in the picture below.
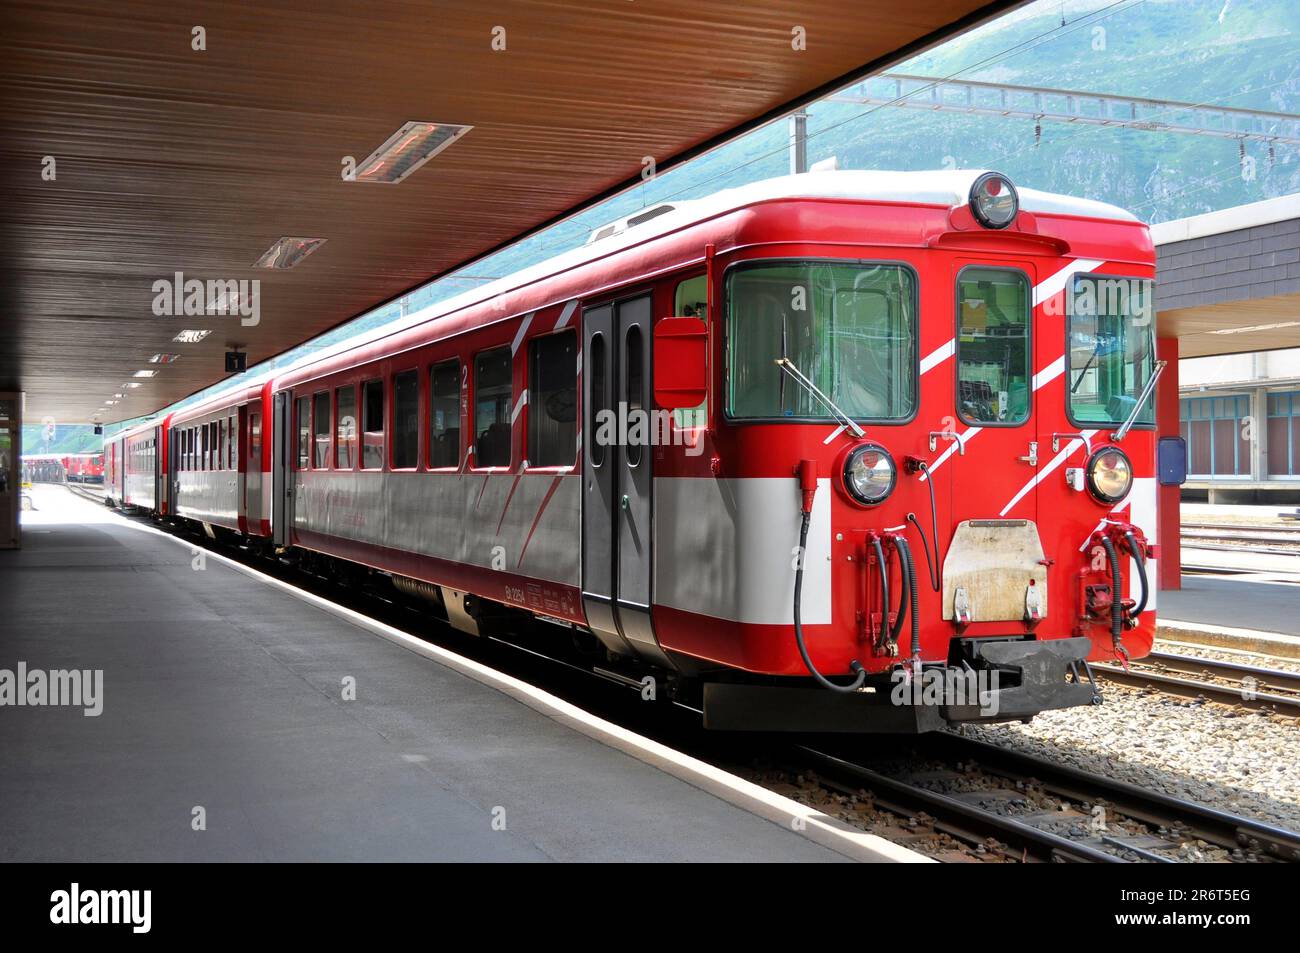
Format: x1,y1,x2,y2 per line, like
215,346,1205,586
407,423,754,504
793,508,867,692
888,536,910,649
870,536,890,651
1099,536,1129,663
903,462,942,592
1124,530,1148,620
893,536,921,660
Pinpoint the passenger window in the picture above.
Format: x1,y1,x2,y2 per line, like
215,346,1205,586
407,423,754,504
392,370,419,469
250,413,261,465
673,275,708,430
625,326,644,468
474,347,513,468
429,360,461,468
528,331,577,467
588,334,607,468
296,397,311,469
229,415,237,469
956,268,1031,425
336,386,357,469
201,423,209,470
362,380,385,469
312,391,330,468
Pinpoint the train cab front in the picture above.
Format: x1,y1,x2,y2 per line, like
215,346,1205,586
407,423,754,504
696,171,1162,734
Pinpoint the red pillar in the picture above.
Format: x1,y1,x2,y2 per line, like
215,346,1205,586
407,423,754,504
1156,336,1181,590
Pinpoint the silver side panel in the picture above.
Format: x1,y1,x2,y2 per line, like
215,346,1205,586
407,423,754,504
175,470,240,526
123,472,156,509
293,471,580,586
654,476,833,625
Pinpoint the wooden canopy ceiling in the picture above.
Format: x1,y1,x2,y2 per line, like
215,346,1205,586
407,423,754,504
0,0,1019,422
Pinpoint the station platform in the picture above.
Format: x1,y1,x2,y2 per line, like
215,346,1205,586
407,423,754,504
1,486,910,862
1159,575,1299,639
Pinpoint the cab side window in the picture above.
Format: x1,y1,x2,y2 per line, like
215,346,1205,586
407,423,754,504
956,268,1030,425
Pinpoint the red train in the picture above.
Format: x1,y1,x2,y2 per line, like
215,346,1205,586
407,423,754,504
22,452,104,483
105,170,1168,732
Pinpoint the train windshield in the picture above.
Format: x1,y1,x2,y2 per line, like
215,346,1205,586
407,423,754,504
1066,275,1155,427
727,261,916,421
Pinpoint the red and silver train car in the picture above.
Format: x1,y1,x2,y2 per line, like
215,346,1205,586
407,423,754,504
168,381,274,537
113,170,1166,732
104,417,171,512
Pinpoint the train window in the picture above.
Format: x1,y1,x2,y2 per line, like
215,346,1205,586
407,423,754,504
588,334,607,468
362,380,385,469
956,267,1031,426
528,331,577,468
727,261,917,421
392,370,419,469
296,397,311,469
229,415,237,469
249,412,261,466
312,391,330,468
673,275,708,430
201,423,209,470
218,418,226,470
624,325,644,468
474,347,512,468
429,360,461,469
1067,275,1156,428
335,386,357,469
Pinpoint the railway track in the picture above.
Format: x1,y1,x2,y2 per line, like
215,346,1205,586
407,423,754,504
1094,650,1300,712
1181,521,1300,557
802,733,1300,863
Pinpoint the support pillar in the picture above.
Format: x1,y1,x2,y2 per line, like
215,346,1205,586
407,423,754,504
1156,337,1180,590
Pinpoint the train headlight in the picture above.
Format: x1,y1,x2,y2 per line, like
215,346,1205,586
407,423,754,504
969,172,1018,229
842,443,896,507
1086,446,1132,504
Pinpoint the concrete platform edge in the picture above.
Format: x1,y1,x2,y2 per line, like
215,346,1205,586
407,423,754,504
1157,621,1300,659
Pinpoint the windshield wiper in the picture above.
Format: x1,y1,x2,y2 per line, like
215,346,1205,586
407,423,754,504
773,357,865,438
1071,338,1105,394
1113,359,1167,442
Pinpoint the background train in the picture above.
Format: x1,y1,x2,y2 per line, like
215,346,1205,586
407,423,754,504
104,169,1169,732
23,452,104,484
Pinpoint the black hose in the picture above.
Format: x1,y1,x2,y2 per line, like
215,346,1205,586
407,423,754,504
893,536,921,659
1124,530,1148,619
1099,536,1125,649
870,536,890,651
793,510,866,692
889,536,911,647
907,461,942,592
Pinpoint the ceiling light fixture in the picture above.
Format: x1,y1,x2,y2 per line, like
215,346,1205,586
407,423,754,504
133,369,158,378
1208,321,1300,336
173,330,211,343
352,121,472,185
149,353,181,363
253,236,327,270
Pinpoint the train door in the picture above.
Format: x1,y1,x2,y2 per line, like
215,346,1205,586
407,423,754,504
942,259,1046,626
153,425,164,512
245,406,262,533
581,294,673,666
271,391,292,546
